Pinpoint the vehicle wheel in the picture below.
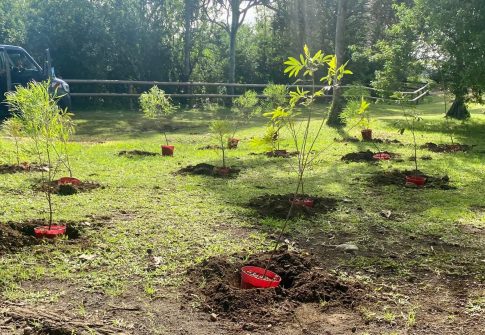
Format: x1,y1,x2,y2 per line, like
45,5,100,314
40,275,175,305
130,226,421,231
0,103,9,121
58,94,72,111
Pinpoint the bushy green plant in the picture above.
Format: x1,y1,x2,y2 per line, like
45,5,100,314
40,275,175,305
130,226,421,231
261,106,292,151
393,91,422,174
5,81,74,227
230,90,261,139
139,86,178,145
262,84,287,111
339,97,371,130
2,117,23,165
233,90,260,119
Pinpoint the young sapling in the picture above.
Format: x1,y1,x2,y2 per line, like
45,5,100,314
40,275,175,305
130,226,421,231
230,90,261,148
393,92,426,185
5,81,74,234
139,86,178,155
209,120,233,174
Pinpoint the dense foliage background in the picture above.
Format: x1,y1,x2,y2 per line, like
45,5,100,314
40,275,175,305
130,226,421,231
1,0,484,111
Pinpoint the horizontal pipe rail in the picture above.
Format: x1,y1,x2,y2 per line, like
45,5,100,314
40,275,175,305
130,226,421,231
64,79,429,103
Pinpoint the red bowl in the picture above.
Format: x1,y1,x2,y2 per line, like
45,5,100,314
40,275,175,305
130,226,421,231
373,153,391,160
240,266,281,289
289,198,314,208
214,167,231,176
34,225,66,238
58,177,81,185
406,175,427,186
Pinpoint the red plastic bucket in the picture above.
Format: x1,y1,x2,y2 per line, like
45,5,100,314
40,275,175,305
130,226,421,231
58,177,81,185
228,138,240,149
240,266,281,289
361,129,373,141
34,225,66,238
373,153,391,160
161,145,175,156
406,175,426,186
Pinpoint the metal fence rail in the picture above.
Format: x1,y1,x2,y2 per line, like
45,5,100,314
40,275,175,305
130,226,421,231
65,79,430,103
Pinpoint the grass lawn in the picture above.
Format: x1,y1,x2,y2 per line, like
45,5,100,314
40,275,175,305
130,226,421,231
0,94,484,334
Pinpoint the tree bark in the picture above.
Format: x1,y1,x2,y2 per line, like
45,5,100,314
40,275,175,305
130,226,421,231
182,0,196,106
327,0,347,127
446,96,470,120
228,1,240,96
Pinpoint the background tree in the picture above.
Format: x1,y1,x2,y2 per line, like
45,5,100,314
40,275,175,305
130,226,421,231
202,0,275,94
416,0,485,119
327,0,347,127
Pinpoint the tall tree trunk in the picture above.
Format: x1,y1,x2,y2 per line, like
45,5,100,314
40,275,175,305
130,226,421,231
182,0,193,83
446,96,470,120
182,0,195,106
227,1,240,96
327,0,347,127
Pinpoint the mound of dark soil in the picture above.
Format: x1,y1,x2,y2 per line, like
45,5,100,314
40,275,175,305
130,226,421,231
0,220,81,254
368,170,455,189
334,137,360,143
266,150,299,158
334,137,402,145
0,163,49,174
248,194,338,218
118,150,158,157
422,142,472,153
197,145,221,150
176,163,240,178
186,251,364,326
35,180,103,195
372,138,402,145
341,150,401,163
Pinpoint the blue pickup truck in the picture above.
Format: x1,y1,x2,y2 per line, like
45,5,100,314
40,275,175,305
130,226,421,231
0,45,71,117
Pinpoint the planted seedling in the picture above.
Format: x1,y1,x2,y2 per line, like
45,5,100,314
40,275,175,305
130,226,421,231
244,45,353,289
340,98,388,160
230,90,261,148
340,97,372,141
393,92,426,186
342,85,374,141
261,106,292,155
282,45,352,201
209,119,234,176
5,81,74,237
139,86,178,156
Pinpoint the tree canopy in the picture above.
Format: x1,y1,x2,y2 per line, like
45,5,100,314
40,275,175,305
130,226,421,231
1,0,483,116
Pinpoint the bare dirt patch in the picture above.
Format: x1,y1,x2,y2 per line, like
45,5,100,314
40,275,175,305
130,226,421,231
247,194,338,219
176,163,240,178
185,251,365,327
422,142,472,153
35,180,103,195
265,150,299,158
341,150,401,163
0,163,49,174
335,137,402,145
197,144,221,150
118,150,158,157
0,220,81,254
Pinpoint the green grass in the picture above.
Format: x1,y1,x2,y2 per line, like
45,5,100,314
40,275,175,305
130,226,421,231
0,94,484,304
